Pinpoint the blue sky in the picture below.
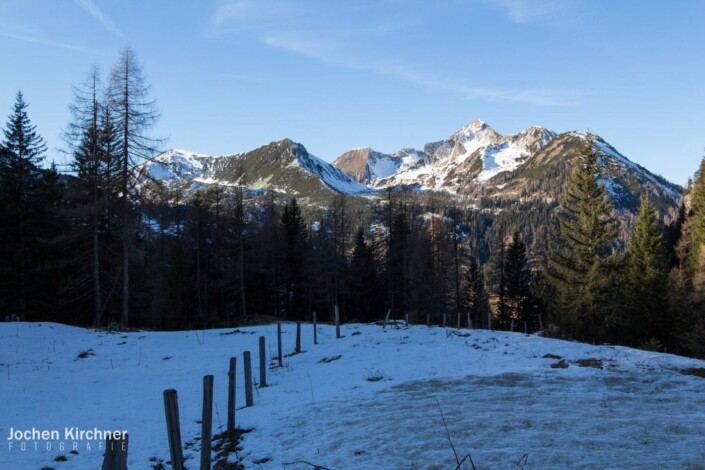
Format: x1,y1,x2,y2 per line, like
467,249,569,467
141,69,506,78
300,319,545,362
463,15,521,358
1,0,703,185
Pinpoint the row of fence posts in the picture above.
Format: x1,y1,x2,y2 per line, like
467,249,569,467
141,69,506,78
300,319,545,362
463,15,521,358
424,311,528,334
156,311,342,470
102,308,521,470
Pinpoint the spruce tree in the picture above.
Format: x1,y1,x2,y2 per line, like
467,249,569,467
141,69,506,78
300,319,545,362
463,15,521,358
281,198,308,319
463,256,489,328
623,197,669,347
670,157,705,356
546,139,620,341
504,231,532,330
0,91,48,320
349,227,381,322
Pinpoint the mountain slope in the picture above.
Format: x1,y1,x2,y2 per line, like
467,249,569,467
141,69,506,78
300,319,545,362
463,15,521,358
139,120,681,213
139,139,370,200
333,120,558,191
331,120,680,212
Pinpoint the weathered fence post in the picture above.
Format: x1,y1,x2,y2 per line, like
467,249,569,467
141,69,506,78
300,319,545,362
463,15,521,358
510,319,515,332
467,312,471,329
201,375,214,470
101,432,128,470
457,312,461,329
313,311,318,345
227,358,236,432
382,308,391,329
426,313,430,327
524,321,528,335
405,313,409,326
335,305,341,338
488,311,492,331
163,389,185,470
277,322,283,367
259,336,267,387
443,312,447,328
244,351,253,407
296,322,301,353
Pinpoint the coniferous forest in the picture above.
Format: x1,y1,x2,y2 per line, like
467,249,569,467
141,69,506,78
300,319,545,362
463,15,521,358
2,47,704,359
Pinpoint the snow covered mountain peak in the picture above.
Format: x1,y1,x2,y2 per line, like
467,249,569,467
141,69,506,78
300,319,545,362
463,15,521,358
138,121,680,212
138,139,370,198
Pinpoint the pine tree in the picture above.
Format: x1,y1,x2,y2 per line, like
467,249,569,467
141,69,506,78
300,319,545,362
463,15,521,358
623,197,669,347
349,227,381,322
504,231,532,330
281,197,308,319
463,255,489,328
669,156,705,356
546,139,620,341
0,91,48,320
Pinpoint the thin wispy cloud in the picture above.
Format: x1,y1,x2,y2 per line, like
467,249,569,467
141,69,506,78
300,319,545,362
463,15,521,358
74,0,124,37
487,0,577,24
212,0,580,106
0,30,95,53
264,32,573,106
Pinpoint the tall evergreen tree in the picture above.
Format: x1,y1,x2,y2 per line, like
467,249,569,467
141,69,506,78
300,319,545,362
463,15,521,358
349,227,381,322
623,197,669,347
0,91,48,320
281,198,308,319
504,231,533,330
546,140,620,341
463,255,489,328
669,157,705,356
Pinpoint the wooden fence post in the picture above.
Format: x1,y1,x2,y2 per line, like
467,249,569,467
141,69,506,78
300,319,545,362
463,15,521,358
382,308,391,329
313,312,318,345
488,311,492,331
277,322,283,367
244,351,253,407
335,305,341,339
457,312,461,329
163,389,185,470
296,322,301,353
426,313,430,327
259,336,267,387
467,312,471,329
101,432,128,470
443,313,447,328
227,358,236,433
510,319,515,332
201,375,214,470
524,321,528,335
405,313,409,326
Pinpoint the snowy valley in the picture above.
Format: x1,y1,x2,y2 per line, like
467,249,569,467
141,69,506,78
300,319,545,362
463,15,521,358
2,321,704,469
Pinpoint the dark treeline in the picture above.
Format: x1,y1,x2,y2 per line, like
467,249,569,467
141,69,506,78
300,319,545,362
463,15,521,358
1,47,704,358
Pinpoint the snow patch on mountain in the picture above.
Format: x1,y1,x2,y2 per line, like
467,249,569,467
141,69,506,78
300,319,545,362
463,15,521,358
297,149,370,194
365,120,556,191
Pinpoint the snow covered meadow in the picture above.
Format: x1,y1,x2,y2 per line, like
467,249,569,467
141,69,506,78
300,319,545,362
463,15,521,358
1,321,705,469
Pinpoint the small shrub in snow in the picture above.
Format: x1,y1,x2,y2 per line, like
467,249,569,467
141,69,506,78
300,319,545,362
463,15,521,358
365,368,387,382
76,349,95,359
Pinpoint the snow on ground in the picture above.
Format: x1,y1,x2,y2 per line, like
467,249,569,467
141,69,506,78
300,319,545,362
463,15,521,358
1,322,705,469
